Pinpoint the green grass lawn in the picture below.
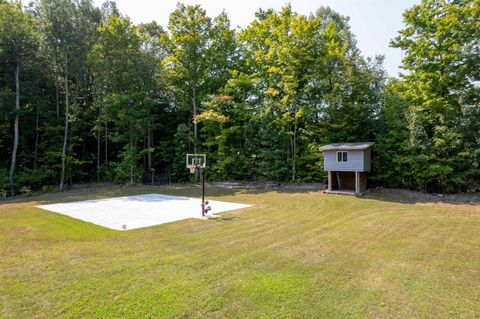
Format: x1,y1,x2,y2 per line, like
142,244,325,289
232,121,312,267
1,186,479,318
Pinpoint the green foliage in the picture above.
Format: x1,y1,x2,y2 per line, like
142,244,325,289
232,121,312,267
19,185,33,196
172,123,192,182
90,15,159,185
255,118,290,181
0,168,8,197
103,92,153,185
0,1,39,195
385,0,480,192
239,5,324,181
112,148,143,184
0,1,37,61
15,168,53,190
1,0,478,196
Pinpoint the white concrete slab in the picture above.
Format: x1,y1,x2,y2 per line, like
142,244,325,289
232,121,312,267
37,194,252,231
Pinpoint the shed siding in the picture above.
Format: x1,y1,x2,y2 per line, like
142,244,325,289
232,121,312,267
324,150,365,172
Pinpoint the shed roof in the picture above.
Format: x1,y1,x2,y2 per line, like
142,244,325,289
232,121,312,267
319,142,375,151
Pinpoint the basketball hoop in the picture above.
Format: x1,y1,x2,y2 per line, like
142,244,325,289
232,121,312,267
186,154,206,174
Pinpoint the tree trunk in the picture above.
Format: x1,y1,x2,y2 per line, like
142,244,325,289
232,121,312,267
130,144,134,186
60,55,69,192
142,137,146,170
147,126,152,171
129,124,134,186
54,46,60,120
33,102,40,171
192,85,197,152
97,109,101,183
292,118,297,182
55,74,60,120
9,62,20,197
105,121,108,177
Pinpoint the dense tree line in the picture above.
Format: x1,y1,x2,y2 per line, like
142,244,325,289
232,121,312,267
0,0,478,197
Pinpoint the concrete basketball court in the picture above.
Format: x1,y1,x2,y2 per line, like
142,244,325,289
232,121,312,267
37,194,252,231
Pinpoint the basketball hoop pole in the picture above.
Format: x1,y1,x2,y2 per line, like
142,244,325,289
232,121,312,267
186,154,207,217
198,165,205,217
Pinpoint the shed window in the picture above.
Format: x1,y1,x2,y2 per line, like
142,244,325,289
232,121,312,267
337,151,348,162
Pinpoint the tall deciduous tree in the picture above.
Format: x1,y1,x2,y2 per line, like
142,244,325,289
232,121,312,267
37,0,100,191
90,16,157,185
247,6,322,181
391,0,480,192
0,1,37,196
238,5,385,181
37,0,76,191
164,4,212,151
138,21,169,172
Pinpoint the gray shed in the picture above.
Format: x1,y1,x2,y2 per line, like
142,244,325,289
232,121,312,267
319,142,374,195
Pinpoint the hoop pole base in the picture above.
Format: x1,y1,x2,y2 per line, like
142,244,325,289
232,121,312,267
200,166,205,217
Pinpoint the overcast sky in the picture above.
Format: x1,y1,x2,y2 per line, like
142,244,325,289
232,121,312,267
93,0,420,77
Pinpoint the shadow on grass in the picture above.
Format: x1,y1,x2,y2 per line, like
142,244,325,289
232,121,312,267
210,216,240,222
362,188,480,206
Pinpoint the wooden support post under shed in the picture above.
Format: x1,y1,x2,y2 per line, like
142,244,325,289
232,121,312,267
328,171,332,191
355,171,359,195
